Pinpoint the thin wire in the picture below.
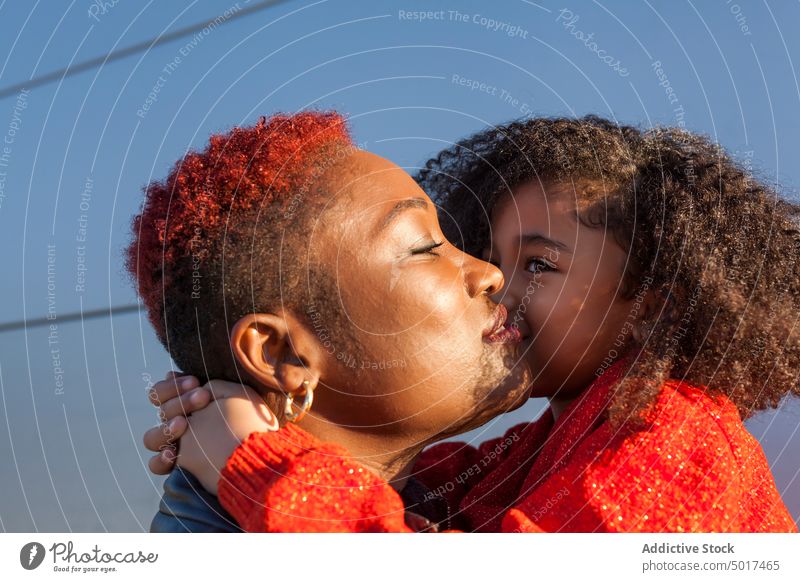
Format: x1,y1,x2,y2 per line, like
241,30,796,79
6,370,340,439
0,0,294,100
0,304,139,332
0,0,300,330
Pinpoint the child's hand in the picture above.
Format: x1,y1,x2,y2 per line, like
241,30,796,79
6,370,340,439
143,371,212,475
177,381,279,495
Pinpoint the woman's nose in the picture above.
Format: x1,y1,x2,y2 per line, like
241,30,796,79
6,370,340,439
463,253,504,298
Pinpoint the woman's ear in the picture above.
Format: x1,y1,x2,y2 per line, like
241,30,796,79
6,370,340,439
230,312,322,398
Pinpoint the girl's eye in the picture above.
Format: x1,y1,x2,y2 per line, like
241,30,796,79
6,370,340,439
411,241,445,256
526,257,556,274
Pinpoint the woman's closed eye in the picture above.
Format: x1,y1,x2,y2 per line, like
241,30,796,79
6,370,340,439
411,240,444,256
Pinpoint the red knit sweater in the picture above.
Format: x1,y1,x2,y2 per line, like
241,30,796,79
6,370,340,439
217,361,797,533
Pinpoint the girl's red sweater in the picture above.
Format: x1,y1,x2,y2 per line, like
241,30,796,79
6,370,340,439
217,361,797,533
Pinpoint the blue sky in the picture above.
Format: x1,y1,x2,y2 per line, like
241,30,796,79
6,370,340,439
0,0,798,531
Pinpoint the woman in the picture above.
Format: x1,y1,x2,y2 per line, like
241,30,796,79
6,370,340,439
129,111,531,531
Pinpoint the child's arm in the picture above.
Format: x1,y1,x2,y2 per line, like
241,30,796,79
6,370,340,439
216,427,414,532
177,398,414,532
159,379,411,531
174,381,278,495
145,372,531,526
144,375,416,531
143,375,418,531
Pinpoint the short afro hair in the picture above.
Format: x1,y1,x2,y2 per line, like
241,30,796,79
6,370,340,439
127,111,354,382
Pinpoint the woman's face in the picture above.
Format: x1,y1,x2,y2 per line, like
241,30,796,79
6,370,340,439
485,180,637,400
306,151,531,441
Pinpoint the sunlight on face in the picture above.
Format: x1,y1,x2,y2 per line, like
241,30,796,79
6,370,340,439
303,151,531,439
485,180,637,400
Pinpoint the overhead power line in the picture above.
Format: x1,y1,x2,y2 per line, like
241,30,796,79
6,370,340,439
0,0,293,100
0,0,295,332
0,304,140,333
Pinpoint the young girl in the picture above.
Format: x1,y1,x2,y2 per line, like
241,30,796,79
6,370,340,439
147,116,800,532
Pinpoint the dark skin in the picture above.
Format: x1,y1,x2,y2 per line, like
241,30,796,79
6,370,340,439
145,177,648,479
485,181,647,419
144,151,531,493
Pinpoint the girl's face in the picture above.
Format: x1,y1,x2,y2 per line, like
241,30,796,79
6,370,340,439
485,180,638,400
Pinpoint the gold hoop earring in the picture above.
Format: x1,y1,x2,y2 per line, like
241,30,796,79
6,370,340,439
284,380,314,423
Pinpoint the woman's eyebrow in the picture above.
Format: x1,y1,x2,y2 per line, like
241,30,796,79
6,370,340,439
379,197,429,231
519,233,570,252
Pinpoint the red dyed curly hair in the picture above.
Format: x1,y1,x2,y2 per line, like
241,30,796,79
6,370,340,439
127,111,353,379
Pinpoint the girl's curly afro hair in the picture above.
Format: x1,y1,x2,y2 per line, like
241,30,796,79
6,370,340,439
417,115,800,426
